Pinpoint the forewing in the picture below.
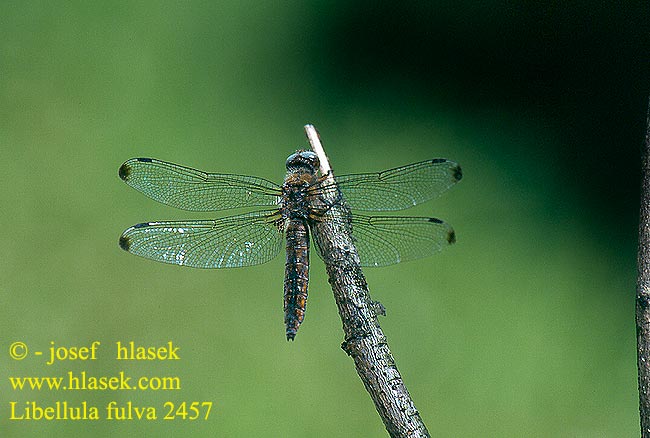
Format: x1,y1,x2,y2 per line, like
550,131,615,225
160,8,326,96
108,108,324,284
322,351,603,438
119,158,281,211
119,211,284,268
334,159,462,211
344,215,455,267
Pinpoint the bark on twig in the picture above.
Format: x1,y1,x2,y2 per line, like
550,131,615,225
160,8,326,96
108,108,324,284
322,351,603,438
305,124,430,438
637,96,650,437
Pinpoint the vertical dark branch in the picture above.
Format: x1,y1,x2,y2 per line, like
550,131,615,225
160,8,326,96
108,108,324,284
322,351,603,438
305,125,430,438
637,96,650,437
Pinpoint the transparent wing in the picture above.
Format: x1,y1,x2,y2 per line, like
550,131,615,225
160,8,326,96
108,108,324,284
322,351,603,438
332,159,462,211
119,211,284,268
313,214,456,267
119,158,281,211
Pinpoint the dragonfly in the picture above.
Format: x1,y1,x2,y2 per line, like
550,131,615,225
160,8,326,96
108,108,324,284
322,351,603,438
118,151,462,340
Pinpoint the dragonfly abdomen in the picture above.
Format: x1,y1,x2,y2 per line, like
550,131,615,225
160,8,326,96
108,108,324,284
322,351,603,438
284,219,310,341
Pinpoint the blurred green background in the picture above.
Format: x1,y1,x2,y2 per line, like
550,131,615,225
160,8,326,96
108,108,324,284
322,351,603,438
1,1,648,437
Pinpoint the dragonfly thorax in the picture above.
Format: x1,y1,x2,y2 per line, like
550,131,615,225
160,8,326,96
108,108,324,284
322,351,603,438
281,172,317,220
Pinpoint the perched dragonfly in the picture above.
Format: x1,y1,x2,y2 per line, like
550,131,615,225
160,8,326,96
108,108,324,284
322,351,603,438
118,151,462,340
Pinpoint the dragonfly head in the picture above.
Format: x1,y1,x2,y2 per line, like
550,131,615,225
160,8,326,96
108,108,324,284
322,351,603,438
286,150,319,174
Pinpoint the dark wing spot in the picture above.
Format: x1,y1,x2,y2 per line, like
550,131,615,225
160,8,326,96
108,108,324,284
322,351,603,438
119,235,131,251
428,217,443,224
446,229,456,244
118,162,131,181
119,158,154,180
431,158,447,164
133,222,150,229
452,164,463,182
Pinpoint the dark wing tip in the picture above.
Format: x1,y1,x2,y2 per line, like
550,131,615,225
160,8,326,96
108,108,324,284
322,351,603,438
119,222,152,251
118,234,131,251
119,158,154,181
118,162,131,181
427,218,456,244
431,159,462,182
452,164,463,182
446,228,456,244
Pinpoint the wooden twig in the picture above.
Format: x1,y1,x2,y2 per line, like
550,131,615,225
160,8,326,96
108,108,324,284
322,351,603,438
305,124,430,438
637,96,650,437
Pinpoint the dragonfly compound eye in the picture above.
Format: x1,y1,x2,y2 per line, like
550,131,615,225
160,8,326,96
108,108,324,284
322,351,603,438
286,150,320,172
